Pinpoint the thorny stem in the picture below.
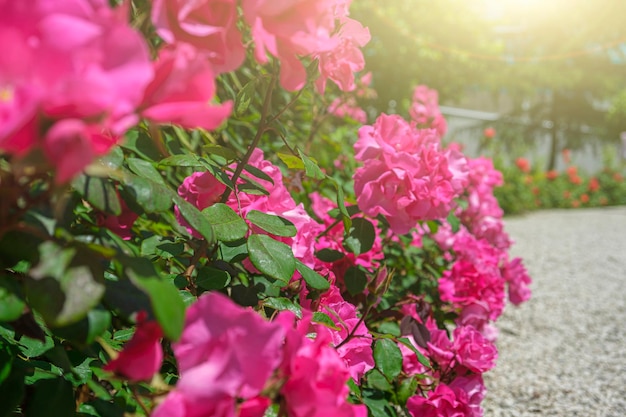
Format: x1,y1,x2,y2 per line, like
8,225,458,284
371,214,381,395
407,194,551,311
184,240,208,296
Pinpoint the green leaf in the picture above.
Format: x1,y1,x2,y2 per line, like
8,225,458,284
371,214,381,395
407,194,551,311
295,260,330,291
277,153,305,170
312,311,340,330
373,339,403,380
122,130,163,161
0,274,25,322
397,376,419,405
25,377,75,417
247,234,295,285
315,248,345,262
103,279,152,322
0,352,24,417
366,369,392,391
397,337,431,368
203,145,238,162
127,158,165,185
298,149,325,180
52,309,111,346
335,184,352,230
243,164,274,185
344,266,368,296
123,174,172,213
122,258,185,341
218,239,249,263
361,388,396,417
262,297,302,318
235,78,257,116
158,154,203,167
72,174,121,215
202,204,248,242
195,266,230,290
246,210,296,237
26,243,105,327
174,196,215,242
343,217,376,255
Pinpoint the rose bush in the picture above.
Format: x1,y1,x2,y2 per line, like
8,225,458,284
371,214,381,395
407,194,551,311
0,1,532,416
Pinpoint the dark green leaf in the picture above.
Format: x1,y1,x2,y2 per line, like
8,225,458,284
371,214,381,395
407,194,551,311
127,158,165,185
397,376,419,405
374,339,403,380
0,353,24,417
262,297,302,318
72,175,121,215
122,258,185,341
174,196,215,242
238,175,270,195
247,234,295,285
202,204,248,242
397,337,431,368
122,130,163,161
196,266,230,290
361,388,396,417
103,279,152,321
243,164,274,185
298,149,325,180
343,217,376,255
246,210,296,237
52,309,111,346
295,260,330,291
344,266,368,296
315,248,345,262
123,174,172,213
218,239,249,263
366,369,392,390
25,377,75,417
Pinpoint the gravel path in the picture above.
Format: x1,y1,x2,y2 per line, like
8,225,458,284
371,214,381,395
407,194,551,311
483,207,626,417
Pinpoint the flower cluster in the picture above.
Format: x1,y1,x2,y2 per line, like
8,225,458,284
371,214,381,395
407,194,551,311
152,292,366,417
353,113,468,234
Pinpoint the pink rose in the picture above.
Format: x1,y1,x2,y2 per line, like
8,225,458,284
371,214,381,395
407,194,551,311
97,194,138,240
280,312,367,417
104,312,163,381
453,326,498,374
407,384,470,417
449,375,486,417
151,0,245,73
321,297,374,381
173,292,285,400
242,0,339,91
141,43,232,130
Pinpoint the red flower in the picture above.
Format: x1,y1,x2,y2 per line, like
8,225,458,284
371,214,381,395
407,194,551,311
580,194,589,203
515,157,530,173
105,312,163,381
588,177,600,192
483,127,496,139
545,170,558,180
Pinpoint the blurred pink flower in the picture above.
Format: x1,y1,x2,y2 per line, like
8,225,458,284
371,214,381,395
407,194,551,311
242,0,339,91
104,312,163,381
316,17,370,93
501,257,532,305
449,375,486,417
141,43,232,130
173,292,286,400
409,85,447,138
151,0,245,73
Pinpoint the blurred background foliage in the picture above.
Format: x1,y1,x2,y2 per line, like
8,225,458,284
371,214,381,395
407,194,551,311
352,0,626,171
